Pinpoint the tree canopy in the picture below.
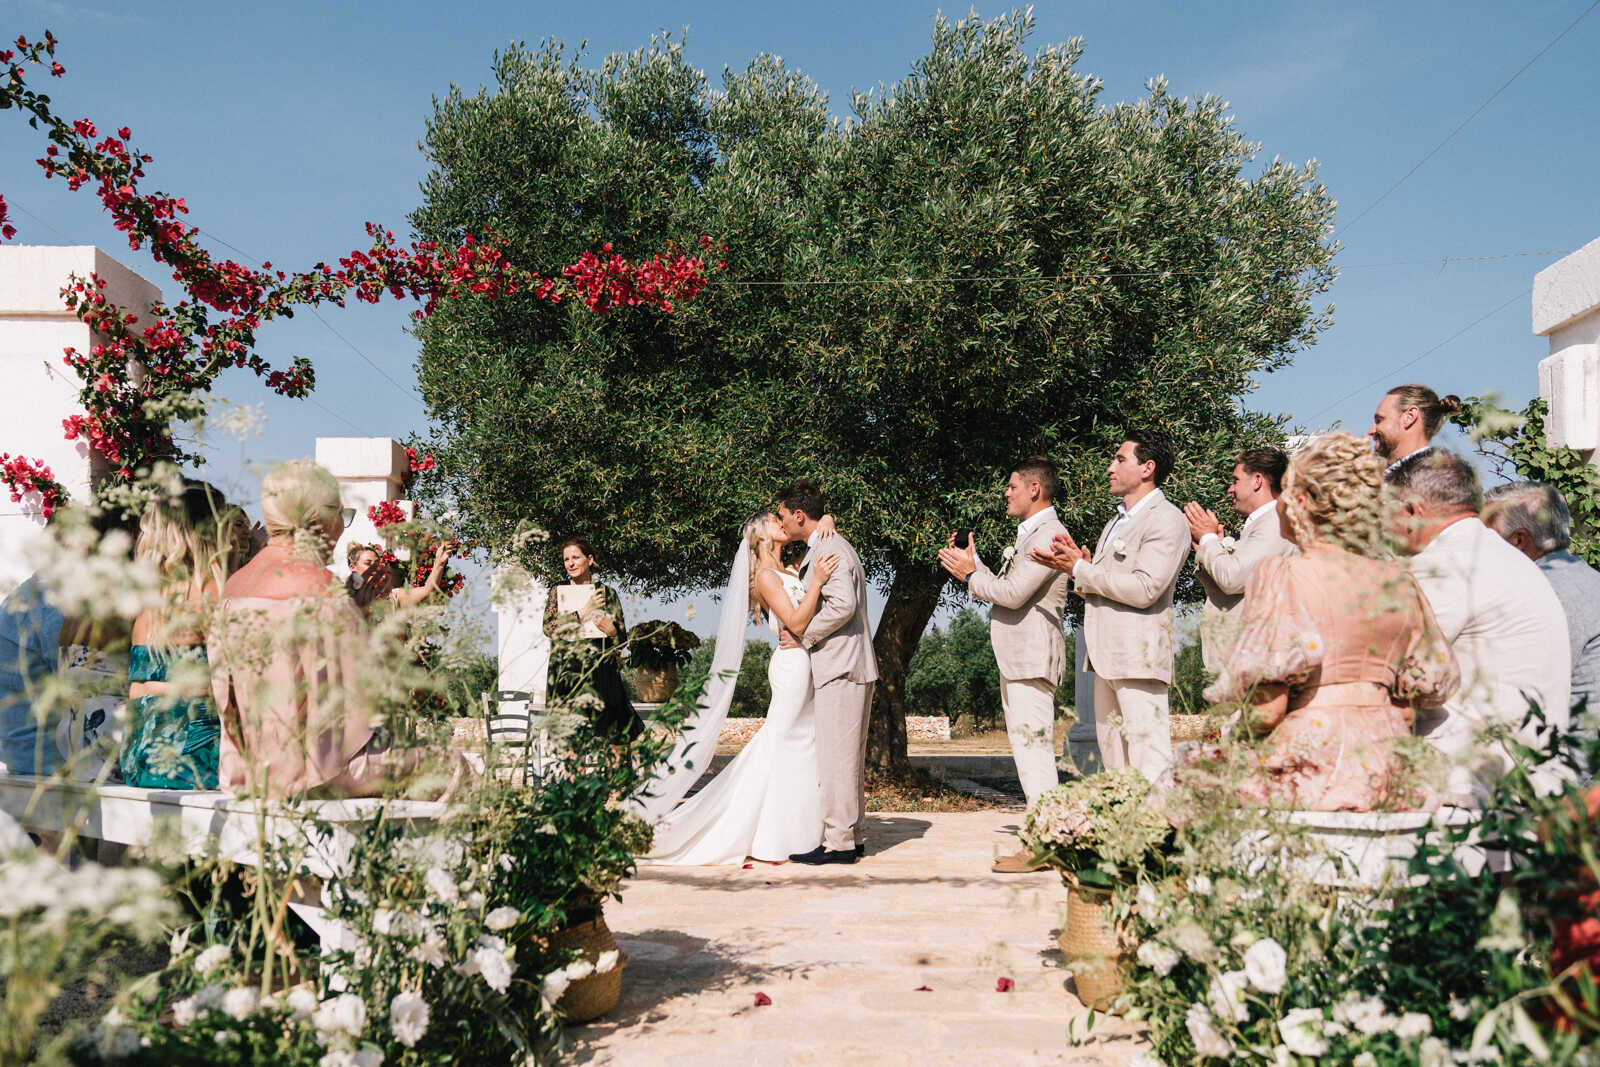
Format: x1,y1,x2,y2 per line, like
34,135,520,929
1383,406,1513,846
411,10,1338,768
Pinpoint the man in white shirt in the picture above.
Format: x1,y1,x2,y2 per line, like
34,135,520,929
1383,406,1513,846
941,457,1072,870
1368,383,1462,483
1393,451,1572,805
1183,447,1296,675
1033,431,1191,783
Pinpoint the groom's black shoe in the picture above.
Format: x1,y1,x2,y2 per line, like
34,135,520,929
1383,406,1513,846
788,846,858,865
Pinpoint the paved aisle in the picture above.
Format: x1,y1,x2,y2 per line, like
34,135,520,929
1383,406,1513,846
567,812,1148,1066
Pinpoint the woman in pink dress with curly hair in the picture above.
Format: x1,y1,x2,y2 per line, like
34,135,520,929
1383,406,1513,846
1205,431,1460,811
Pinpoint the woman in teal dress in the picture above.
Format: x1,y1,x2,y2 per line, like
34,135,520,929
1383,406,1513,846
119,484,248,789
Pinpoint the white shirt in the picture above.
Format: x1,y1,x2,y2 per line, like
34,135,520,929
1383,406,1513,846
1199,499,1278,549
1385,445,1433,479
1102,489,1159,546
1017,505,1058,542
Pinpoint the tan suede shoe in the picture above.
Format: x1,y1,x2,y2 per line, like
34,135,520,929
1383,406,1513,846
991,848,1048,874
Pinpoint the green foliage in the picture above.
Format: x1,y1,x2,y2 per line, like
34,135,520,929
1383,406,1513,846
1021,768,1170,889
679,637,774,717
904,608,1003,729
1452,396,1600,566
409,10,1338,765
626,619,702,669
1169,635,1209,715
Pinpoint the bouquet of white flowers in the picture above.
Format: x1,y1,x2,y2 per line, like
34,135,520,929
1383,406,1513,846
1020,769,1170,888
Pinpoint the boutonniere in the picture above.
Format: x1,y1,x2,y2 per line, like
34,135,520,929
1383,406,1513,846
1221,535,1238,550
1111,537,1128,556
999,545,1017,575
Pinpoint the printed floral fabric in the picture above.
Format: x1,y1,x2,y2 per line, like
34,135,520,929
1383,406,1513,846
118,643,219,789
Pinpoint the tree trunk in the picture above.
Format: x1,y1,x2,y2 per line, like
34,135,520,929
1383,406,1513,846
866,565,947,773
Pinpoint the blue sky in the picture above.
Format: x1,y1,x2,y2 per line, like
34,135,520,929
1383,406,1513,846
2,0,1597,636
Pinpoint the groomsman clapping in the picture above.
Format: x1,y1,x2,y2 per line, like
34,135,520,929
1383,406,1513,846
1032,431,1191,785
1184,447,1295,676
939,457,1072,873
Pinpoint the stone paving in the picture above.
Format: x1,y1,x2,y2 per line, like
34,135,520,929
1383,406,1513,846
567,811,1148,1066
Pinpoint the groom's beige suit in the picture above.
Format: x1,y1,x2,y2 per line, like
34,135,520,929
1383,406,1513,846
967,506,1071,805
801,531,878,852
1072,488,1190,783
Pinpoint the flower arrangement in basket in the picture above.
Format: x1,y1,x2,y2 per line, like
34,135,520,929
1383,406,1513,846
1021,769,1172,1009
627,619,702,701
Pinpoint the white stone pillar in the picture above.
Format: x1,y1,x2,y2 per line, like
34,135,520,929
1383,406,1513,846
314,437,408,578
0,246,159,591
1535,236,1600,458
492,566,549,707
1066,624,1101,775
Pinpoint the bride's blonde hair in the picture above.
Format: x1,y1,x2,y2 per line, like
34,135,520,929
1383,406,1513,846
743,511,781,624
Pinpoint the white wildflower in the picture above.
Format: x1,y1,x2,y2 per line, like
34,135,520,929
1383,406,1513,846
1168,918,1219,964
313,993,367,1039
1417,1037,1449,1067
1334,993,1396,1035
412,934,448,967
214,1030,239,1046
1208,969,1251,1023
221,986,259,1021
388,990,430,1048
1185,1003,1233,1059
1272,1047,1291,1067
485,906,520,931
1395,1012,1432,1039
1353,1054,1378,1067
595,949,621,974
1136,882,1159,914
1278,1007,1329,1056
191,984,225,1012
1476,889,1525,953
171,996,199,1027
1242,937,1288,994
424,867,459,906
542,970,571,1003
564,959,595,982
1136,940,1181,977
194,943,232,976
97,1008,141,1059
498,853,514,871
286,987,319,1022
465,891,485,910
1186,874,1213,896
354,1049,384,1067
457,946,515,994
1448,996,1473,1021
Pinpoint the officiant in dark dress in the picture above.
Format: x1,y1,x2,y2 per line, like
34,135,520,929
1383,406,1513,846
542,537,642,742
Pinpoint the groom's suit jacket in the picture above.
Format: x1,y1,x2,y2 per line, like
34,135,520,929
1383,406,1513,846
1073,489,1190,685
968,508,1072,686
801,534,879,687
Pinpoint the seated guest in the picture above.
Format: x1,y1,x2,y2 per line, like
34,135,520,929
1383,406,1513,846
1395,452,1571,804
1206,431,1459,811
1368,383,1461,482
119,483,245,789
0,573,65,776
1184,447,1296,676
209,461,448,800
544,537,642,742
1483,482,1600,713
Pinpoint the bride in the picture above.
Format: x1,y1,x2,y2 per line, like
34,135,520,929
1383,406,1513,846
636,512,838,865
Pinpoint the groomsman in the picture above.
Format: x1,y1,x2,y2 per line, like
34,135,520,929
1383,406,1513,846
1033,431,1191,784
1368,383,1461,483
939,457,1072,873
1183,448,1294,675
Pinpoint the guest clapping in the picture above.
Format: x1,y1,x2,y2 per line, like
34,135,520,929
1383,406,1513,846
1032,431,1190,784
346,539,451,618
1184,447,1295,675
543,537,642,743
1206,432,1458,811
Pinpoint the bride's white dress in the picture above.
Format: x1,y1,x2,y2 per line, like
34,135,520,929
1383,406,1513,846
642,571,823,864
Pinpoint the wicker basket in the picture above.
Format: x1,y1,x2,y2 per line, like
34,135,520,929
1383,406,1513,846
1057,879,1132,1010
547,912,628,1023
1168,713,1211,745
634,663,679,703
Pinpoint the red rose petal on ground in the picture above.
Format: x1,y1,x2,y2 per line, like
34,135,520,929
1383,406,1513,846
742,863,753,869
753,992,772,1007
915,985,933,992
995,977,1015,993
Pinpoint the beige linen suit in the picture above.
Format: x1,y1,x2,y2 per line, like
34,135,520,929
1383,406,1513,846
967,507,1072,804
1195,503,1295,675
1072,489,1191,783
801,533,879,852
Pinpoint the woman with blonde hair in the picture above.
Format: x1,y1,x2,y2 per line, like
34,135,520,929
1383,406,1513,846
119,482,246,789
207,460,450,800
1205,431,1460,811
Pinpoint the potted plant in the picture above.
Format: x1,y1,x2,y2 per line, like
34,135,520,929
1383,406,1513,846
627,620,701,702
1021,769,1171,1008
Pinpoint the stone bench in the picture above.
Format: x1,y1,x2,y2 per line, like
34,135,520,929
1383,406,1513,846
1276,807,1498,890
0,774,445,976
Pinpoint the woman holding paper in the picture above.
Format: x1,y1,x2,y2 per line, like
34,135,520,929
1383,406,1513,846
543,536,641,741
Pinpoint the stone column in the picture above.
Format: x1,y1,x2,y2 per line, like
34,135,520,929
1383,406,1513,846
492,566,549,707
314,437,409,578
0,246,159,590
1066,624,1101,775
1535,236,1600,457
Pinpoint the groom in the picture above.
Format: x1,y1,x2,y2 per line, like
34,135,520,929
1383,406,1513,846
777,481,878,865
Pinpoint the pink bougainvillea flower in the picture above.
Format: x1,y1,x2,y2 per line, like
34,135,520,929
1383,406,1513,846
752,992,772,1007
995,977,1014,993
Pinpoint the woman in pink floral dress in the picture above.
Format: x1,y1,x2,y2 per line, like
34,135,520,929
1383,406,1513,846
1204,431,1459,811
